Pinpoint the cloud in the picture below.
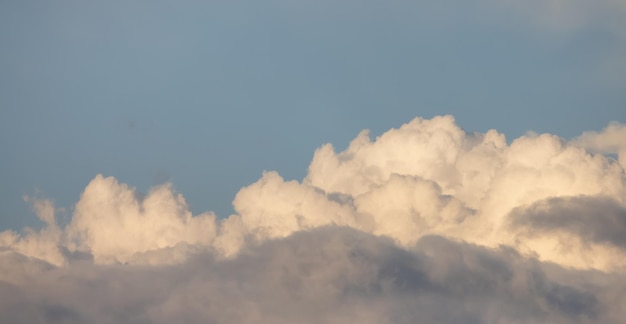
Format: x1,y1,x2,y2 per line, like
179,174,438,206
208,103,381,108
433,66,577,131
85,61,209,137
0,198,64,266
302,115,625,268
512,196,626,248
0,115,625,322
510,196,626,269
572,122,626,169
2,176,218,266
2,227,623,324
65,175,218,265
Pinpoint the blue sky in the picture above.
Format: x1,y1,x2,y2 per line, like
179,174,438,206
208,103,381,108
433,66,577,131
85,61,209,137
1,0,625,231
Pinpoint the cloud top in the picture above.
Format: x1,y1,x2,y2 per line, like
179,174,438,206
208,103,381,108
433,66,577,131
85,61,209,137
1,115,625,323
3,115,625,268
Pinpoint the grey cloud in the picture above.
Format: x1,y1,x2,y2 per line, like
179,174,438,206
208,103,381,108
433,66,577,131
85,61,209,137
0,227,617,324
511,196,626,249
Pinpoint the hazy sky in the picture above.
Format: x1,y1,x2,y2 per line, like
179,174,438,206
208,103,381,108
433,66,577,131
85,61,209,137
1,2,626,322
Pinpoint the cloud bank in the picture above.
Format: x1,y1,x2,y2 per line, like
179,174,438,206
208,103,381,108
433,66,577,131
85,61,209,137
1,115,625,323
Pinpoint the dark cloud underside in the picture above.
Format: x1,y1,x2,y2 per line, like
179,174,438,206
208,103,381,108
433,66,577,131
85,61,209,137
0,228,614,324
511,196,626,249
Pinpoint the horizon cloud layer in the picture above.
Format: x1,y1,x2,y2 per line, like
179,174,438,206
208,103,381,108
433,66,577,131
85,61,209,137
1,115,625,323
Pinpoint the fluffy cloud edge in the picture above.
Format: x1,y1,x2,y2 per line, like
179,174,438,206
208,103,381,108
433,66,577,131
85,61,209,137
0,115,624,271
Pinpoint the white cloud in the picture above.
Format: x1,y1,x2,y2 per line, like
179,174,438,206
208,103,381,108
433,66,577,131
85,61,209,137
1,115,625,322
70,175,218,265
3,115,625,269
572,122,626,169
0,198,64,266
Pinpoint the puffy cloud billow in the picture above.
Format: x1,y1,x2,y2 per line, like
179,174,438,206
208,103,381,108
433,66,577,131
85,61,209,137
1,115,625,323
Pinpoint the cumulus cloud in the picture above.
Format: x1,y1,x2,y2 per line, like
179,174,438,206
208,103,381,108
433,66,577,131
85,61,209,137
2,176,218,266
572,122,626,169
1,115,625,322
0,198,65,265
65,175,217,265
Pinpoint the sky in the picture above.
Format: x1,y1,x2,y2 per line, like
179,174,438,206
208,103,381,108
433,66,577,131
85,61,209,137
1,0,625,231
1,1,626,323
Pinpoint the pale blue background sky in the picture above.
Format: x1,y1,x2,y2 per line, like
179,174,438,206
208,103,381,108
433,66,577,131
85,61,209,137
1,0,624,230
